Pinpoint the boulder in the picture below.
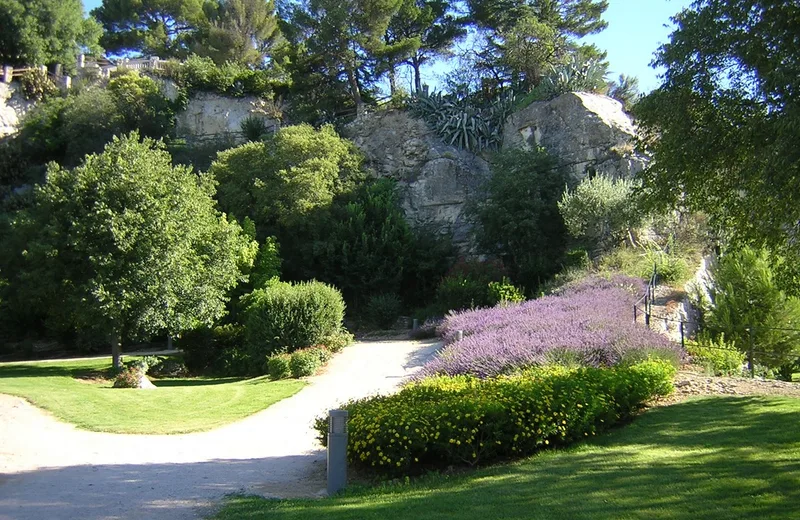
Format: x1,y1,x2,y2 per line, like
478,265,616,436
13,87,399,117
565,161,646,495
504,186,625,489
503,92,647,182
0,82,35,138
344,110,490,250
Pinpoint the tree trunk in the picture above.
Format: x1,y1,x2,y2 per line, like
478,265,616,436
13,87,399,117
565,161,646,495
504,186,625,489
346,65,362,106
412,57,422,94
388,64,398,96
111,329,122,370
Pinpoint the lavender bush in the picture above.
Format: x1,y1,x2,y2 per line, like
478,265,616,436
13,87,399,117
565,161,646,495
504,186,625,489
420,275,681,378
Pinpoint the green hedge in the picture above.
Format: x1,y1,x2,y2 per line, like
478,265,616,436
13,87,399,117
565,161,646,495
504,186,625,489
243,280,345,360
315,360,675,476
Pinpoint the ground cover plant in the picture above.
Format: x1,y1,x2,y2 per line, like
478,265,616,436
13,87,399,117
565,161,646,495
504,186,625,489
423,275,681,379
0,357,304,434
314,360,675,476
215,396,800,520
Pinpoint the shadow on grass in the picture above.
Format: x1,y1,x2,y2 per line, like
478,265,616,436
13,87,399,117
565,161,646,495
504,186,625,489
153,377,246,387
0,364,101,379
215,396,800,520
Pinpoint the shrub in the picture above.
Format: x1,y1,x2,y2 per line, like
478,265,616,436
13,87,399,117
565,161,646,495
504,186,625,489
113,365,145,388
409,318,442,340
314,360,675,476
158,55,284,98
686,333,745,376
558,175,643,252
290,346,331,378
644,250,690,284
366,293,403,329
240,115,271,142
434,258,508,312
321,330,354,353
487,277,526,306
701,246,800,376
540,55,609,99
147,357,188,378
243,280,346,360
421,275,681,379
266,353,292,380
107,70,176,140
178,324,248,376
19,68,58,101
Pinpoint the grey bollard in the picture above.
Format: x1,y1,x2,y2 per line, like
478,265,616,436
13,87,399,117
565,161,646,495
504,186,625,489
327,409,349,496
456,330,463,342
412,318,419,330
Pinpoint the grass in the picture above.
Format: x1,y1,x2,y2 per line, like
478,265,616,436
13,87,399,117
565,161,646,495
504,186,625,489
0,357,305,434
213,396,800,520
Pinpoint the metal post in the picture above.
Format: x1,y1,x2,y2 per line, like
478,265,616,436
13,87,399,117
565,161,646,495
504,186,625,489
679,321,685,350
633,304,638,323
327,409,348,496
412,318,419,331
747,327,755,378
3,65,13,83
644,295,650,327
456,330,464,342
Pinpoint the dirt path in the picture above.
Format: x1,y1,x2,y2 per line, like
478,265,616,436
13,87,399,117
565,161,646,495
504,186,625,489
0,340,440,520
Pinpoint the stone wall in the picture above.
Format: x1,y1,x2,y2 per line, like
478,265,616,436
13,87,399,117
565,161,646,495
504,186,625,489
175,92,278,141
344,110,490,250
503,92,646,181
0,82,35,138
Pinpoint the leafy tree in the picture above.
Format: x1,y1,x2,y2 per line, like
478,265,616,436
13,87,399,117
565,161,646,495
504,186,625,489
0,0,102,70
92,0,208,57
5,133,255,368
107,70,176,139
558,174,642,253
468,0,608,35
194,0,281,65
634,0,800,291
473,147,570,292
703,247,800,378
209,124,364,235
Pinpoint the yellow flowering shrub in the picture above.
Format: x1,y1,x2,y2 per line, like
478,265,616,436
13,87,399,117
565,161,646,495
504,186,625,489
314,360,675,476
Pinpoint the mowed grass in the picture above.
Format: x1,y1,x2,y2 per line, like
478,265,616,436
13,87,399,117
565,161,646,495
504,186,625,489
214,396,800,520
0,357,305,434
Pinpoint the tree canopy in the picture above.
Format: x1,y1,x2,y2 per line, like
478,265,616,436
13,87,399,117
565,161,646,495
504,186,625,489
6,133,256,366
634,0,800,290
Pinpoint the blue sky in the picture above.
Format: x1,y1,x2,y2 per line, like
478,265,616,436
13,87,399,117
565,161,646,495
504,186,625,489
83,0,693,93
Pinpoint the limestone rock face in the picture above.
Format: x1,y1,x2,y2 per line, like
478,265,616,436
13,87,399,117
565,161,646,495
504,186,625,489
176,92,278,142
0,82,35,138
503,92,646,181
344,110,490,249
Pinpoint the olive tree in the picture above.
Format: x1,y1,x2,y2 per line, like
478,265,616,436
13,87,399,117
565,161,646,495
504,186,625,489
9,133,256,368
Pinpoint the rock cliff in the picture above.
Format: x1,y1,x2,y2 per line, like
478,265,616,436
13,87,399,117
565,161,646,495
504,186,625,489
503,92,646,181
0,83,35,138
175,92,278,141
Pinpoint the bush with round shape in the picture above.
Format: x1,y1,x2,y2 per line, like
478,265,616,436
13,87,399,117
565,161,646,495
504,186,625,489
366,293,403,329
314,360,675,476
266,353,292,380
243,280,346,361
289,346,331,378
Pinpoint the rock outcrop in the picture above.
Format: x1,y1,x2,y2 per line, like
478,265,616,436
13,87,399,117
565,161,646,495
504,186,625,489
344,110,490,249
0,82,35,138
503,92,646,181
176,92,278,141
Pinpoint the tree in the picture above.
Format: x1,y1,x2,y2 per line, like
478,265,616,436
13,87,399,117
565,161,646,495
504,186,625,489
384,0,466,93
7,133,255,368
92,0,208,57
194,0,281,65
607,73,639,111
634,0,800,292
472,147,570,292
0,0,102,70
467,0,608,35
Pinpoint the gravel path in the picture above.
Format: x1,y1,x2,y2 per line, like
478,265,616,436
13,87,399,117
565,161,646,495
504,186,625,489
0,340,440,520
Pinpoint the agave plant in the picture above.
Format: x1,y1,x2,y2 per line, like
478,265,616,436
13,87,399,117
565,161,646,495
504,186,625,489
540,56,609,99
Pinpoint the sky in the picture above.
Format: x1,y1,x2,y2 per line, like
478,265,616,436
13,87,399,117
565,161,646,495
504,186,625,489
82,0,694,93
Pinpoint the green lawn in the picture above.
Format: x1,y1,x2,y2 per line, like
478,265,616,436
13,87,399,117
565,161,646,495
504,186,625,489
0,357,305,434
214,396,800,520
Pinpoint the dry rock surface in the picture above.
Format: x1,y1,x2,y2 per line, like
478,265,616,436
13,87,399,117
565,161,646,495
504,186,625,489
659,370,800,405
0,339,440,520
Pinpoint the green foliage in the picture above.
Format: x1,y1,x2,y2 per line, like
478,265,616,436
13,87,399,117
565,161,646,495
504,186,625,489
410,89,515,151
107,70,176,139
321,329,354,353
266,353,291,380
558,174,643,252
159,54,285,98
92,0,207,57
167,134,239,172
113,364,144,388
210,124,364,235
4,133,256,357
314,360,675,476
193,0,281,66
702,247,800,374
289,346,331,378
0,0,101,71
366,293,404,329
633,1,800,293
686,332,745,377
607,74,640,111
240,115,271,142
487,277,525,306
147,356,188,377
242,280,346,362
19,68,58,101
473,147,570,292
178,323,249,376
645,250,690,284
250,236,281,290
433,258,507,312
